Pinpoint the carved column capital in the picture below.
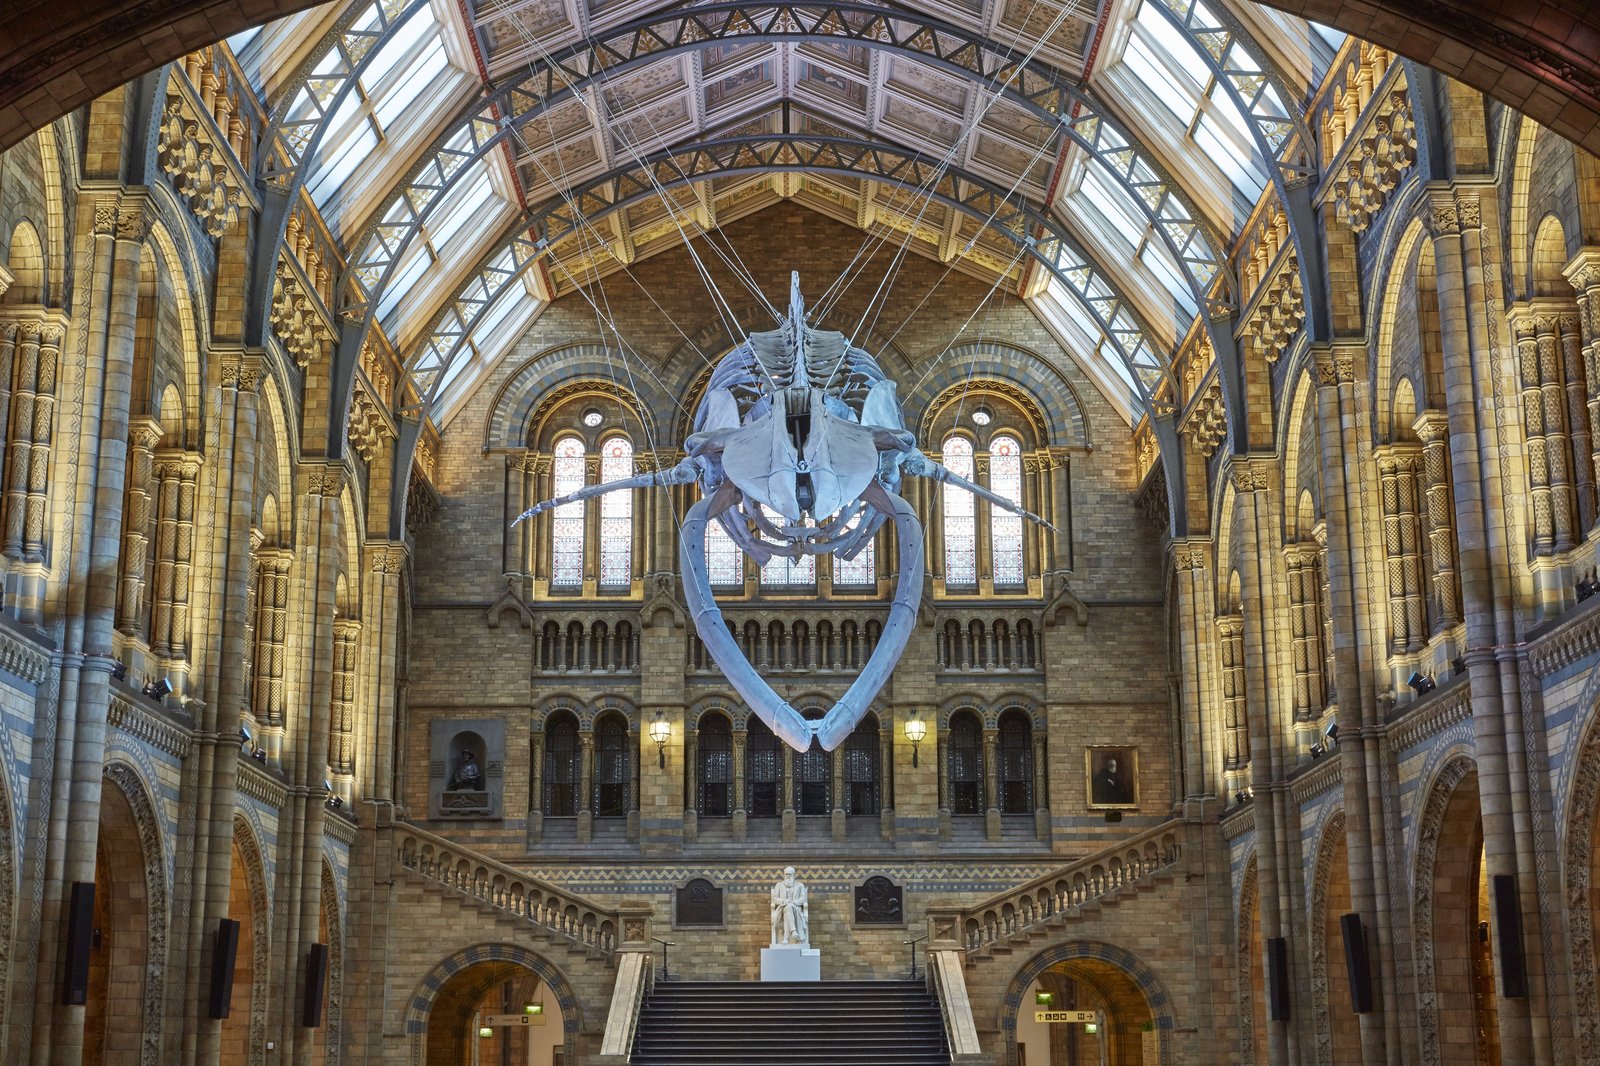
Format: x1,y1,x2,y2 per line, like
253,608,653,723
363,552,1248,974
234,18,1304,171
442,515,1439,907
366,542,408,574
1563,247,1600,293
1412,409,1450,445
1229,456,1276,494
1310,343,1356,386
301,463,345,498
1170,536,1212,573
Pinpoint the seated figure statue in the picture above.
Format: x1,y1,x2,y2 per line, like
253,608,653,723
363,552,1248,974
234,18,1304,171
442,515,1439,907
770,866,809,947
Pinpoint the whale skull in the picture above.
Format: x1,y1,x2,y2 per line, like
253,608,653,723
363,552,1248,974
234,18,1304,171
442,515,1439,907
514,273,1052,752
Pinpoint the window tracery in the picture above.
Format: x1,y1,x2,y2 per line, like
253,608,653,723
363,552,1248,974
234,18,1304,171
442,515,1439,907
599,437,633,589
989,435,1026,588
550,437,585,589
942,436,978,588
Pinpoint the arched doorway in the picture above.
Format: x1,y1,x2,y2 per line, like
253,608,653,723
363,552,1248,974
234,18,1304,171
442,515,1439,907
220,820,269,1066
1003,941,1175,1066
405,945,581,1066
1415,757,1500,1066
85,764,167,1066
1310,813,1359,1064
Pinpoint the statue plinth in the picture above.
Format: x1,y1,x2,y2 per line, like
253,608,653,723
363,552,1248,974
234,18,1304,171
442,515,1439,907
760,945,821,981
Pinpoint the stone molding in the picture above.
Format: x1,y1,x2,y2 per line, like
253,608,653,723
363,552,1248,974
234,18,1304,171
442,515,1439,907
0,622,50,683
1527,598,1600,675
236,756,288,809
1290,753,1343,804
108,691,192,758
1386,682,1472,752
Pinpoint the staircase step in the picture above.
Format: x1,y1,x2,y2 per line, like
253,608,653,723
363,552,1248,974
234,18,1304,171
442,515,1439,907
630,979,948,1066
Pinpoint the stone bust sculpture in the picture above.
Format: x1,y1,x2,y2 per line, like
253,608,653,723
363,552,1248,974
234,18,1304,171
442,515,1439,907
770,866,809,947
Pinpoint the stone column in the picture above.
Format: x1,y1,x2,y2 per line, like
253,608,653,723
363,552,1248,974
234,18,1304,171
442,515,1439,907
1429,190,1542,1063
577,731,595,843
831,744,846,841
1217,613,1248,797
1031,729,1050,841
982,725,1000,841
1171,538,1218,801
1558,312,1596,532
781,745,796,843
1413,412,1461,635
253,549,292,766
1562,248,1600,516
329,617,361,802
528,731,545,844
936,733,951,840
149,450,202,690
1283,544,1325,754
1374,444,1428,668
28,196,146,1064
115,418,162,635
732,727,747,842
1508,304,1578,566
2,322,43,557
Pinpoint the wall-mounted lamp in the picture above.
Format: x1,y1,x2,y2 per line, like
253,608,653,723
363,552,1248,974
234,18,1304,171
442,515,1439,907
524,1002,544,1016
904,711,927,767
478,1025,494,1039
143,677,172,701
649,711,671,768
1407,671,1436,695
239,725,253,753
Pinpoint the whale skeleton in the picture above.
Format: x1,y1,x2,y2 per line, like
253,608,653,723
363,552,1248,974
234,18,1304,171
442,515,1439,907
514,272,1053,752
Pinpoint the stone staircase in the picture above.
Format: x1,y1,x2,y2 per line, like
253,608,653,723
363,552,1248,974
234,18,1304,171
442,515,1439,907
927,819,1185,964
629,980,948,1065
396,822,618,961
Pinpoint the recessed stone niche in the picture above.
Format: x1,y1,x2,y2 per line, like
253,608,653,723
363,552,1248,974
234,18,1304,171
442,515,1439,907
430,718,505,819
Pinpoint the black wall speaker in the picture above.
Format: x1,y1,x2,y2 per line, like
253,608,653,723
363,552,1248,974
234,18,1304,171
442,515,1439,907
61,881,95,1005
1339,912,1375,1013
1266,936,1290,1022
1492,873,1528,998
302,943,328,1028
208,918,241,1019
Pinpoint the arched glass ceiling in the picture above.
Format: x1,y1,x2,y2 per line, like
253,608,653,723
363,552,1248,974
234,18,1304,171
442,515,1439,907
225,0,1337,432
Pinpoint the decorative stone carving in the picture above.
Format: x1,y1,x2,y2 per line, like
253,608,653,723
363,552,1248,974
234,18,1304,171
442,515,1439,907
429,718,504,819
1331,89,1417,233
853,875,903,925
674,877,724,927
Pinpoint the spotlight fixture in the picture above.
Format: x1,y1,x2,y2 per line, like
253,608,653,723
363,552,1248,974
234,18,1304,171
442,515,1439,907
143,677,172,701
1309,742,1325,759
110,660,127,682
1407,671,1436,695
1324,720,1340,747
1235,789,1253,806
1452,656,1466,676
239,725,253,752
649,711,671,768
252,749,267,762
1578,572,1600,601
904,710,927,767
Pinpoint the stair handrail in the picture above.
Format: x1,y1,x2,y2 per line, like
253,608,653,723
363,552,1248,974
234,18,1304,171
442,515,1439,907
928,947,986,1063
596,947,653,1063
396,821,620,955
927,818,1185,954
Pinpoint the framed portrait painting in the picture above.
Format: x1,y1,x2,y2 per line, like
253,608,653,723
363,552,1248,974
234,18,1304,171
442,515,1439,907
1085,746,1138,809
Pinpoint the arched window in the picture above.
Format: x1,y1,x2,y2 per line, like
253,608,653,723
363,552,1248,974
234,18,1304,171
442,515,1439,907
697,714,732,818
941,436,977,587
989,435,1025,588
593,713,629,817
797,710,831,815
843,715,880,816
598,437,633,589
997,709,1034,814
550,437,586,588
833,513,876,587
746,717,781,818
543,713,580,817
760,506,816,588
948,711,984,815
705,502,744,588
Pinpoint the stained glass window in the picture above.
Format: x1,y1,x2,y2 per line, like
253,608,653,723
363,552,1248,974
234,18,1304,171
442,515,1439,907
599,437,633,589
705,503,744,588
833,513,875,586
942,436,977,587
550,437,585,588
990,435,1025,588
760,506,816,588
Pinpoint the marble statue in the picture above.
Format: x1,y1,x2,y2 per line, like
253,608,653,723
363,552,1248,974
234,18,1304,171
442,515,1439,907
770,866,810,947
514,273,1052,753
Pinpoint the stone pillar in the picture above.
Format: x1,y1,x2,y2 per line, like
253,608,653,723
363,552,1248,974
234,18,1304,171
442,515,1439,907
781,745,796,843
329,617,361,802
528,732,545,845
149,450,202,690
3,322,44,557
831,744,846,841
732,727,747,842
936,733,951,841
253,549,292,766
1031,728,1050,841
1429,190,1542,1063
577,731,595,843
115,418,162,635
27,196,146,1064
1562,248,1600,517
1413,412,1462,637
1559,312,1595,532
982,725,1000,841
1217,613,1248,797
1171,538,1218,801
1374,444,1428,669
1283,544,1325,753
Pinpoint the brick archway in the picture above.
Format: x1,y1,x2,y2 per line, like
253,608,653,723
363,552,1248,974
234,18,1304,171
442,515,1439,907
2,2,1600,157
403,944,583,1066
999,939,1177,1066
